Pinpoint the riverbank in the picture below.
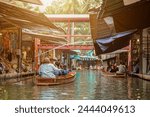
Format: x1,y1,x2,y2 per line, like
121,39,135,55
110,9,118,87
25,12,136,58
0,72,35,84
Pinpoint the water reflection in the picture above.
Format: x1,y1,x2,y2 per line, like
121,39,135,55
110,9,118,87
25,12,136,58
36,70,99,100
0,70,150,100
94,76,150,100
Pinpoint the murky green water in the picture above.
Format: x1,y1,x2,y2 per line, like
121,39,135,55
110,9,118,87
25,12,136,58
0,70,150,100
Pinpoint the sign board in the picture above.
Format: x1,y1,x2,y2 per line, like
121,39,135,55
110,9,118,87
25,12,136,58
123,0,140,6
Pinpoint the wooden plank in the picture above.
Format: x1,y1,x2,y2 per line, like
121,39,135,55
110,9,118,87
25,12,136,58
16,0,42,5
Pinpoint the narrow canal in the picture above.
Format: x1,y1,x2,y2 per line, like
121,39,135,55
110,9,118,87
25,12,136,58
0,70,150,100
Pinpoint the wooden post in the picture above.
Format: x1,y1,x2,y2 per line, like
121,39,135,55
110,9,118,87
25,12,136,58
34,38,40,71
128,40,132,72
147,34,149,73
139,29,143,74
17,28,22,74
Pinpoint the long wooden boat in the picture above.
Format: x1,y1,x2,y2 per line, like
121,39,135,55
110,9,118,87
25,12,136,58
35,71,76,86
132,73,150,81
101,71,126,78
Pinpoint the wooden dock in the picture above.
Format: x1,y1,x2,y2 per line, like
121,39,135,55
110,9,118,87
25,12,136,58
0,72,35,84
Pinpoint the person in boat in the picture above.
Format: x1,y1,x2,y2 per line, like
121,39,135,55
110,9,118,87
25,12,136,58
133,59,140,73
61,64,69,75
110,63,118,73
38,57,62,78
52,58,69,75
116,62,126,74
55,59,60,68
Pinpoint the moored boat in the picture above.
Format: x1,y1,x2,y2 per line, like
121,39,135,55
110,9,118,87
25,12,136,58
35,71,76,86
101,71,126,78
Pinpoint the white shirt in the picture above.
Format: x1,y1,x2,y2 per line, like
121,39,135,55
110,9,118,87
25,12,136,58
117,64,126,73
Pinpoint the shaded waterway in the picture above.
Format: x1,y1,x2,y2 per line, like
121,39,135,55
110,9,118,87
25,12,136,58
0,70,150,100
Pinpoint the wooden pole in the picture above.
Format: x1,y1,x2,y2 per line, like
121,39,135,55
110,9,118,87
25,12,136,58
147,34,149,73
139,29,143,74
18,28,22,73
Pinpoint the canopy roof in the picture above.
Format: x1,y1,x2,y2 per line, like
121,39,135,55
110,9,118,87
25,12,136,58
0,1,66,43
97,0,150,32
89,13,115,40
23,29,67,44
113,0,150,32
0,1,64,32
94,29,136,55
16,0,42,5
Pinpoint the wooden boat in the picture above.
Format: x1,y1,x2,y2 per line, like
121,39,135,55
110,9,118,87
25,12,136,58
101,71,126,78
132,73,150,81
35,71,76,86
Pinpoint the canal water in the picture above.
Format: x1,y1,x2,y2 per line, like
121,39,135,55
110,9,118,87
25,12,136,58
0,70,150,100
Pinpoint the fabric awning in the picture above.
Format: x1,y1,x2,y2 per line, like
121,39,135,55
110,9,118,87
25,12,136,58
94,29,136,55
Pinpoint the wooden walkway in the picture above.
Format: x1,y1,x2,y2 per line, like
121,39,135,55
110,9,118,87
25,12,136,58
0,72,35,84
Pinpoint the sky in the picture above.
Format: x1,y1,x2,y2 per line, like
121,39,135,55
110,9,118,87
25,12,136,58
41,0,53,7
39,0,54,12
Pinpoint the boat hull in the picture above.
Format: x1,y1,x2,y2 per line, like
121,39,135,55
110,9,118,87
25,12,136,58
101,71,126,78
35,72,76,86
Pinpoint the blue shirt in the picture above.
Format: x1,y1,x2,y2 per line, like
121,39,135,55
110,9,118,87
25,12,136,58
38,63,60,78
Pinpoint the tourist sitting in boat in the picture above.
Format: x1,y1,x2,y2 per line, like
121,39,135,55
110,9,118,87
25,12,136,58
116,62,126,74
133,60,140,73
110,63,118,73
55,59,60,68
61,64,69,75
129,59,140,76
38,57,62,78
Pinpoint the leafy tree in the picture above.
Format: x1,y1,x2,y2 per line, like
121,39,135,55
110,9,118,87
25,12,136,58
44,0,102,14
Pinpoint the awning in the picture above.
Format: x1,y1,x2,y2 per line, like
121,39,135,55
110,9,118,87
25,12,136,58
0,1,63,32
23,29,67,44
86,50,94,56
71,55,81,60
80,56,98,61
89,13,114,39
98,0,150,33
94,29,136,55
113,0,150,32
16,0,42,5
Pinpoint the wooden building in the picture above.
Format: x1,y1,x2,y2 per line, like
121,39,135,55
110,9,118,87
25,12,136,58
89,0,150,75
